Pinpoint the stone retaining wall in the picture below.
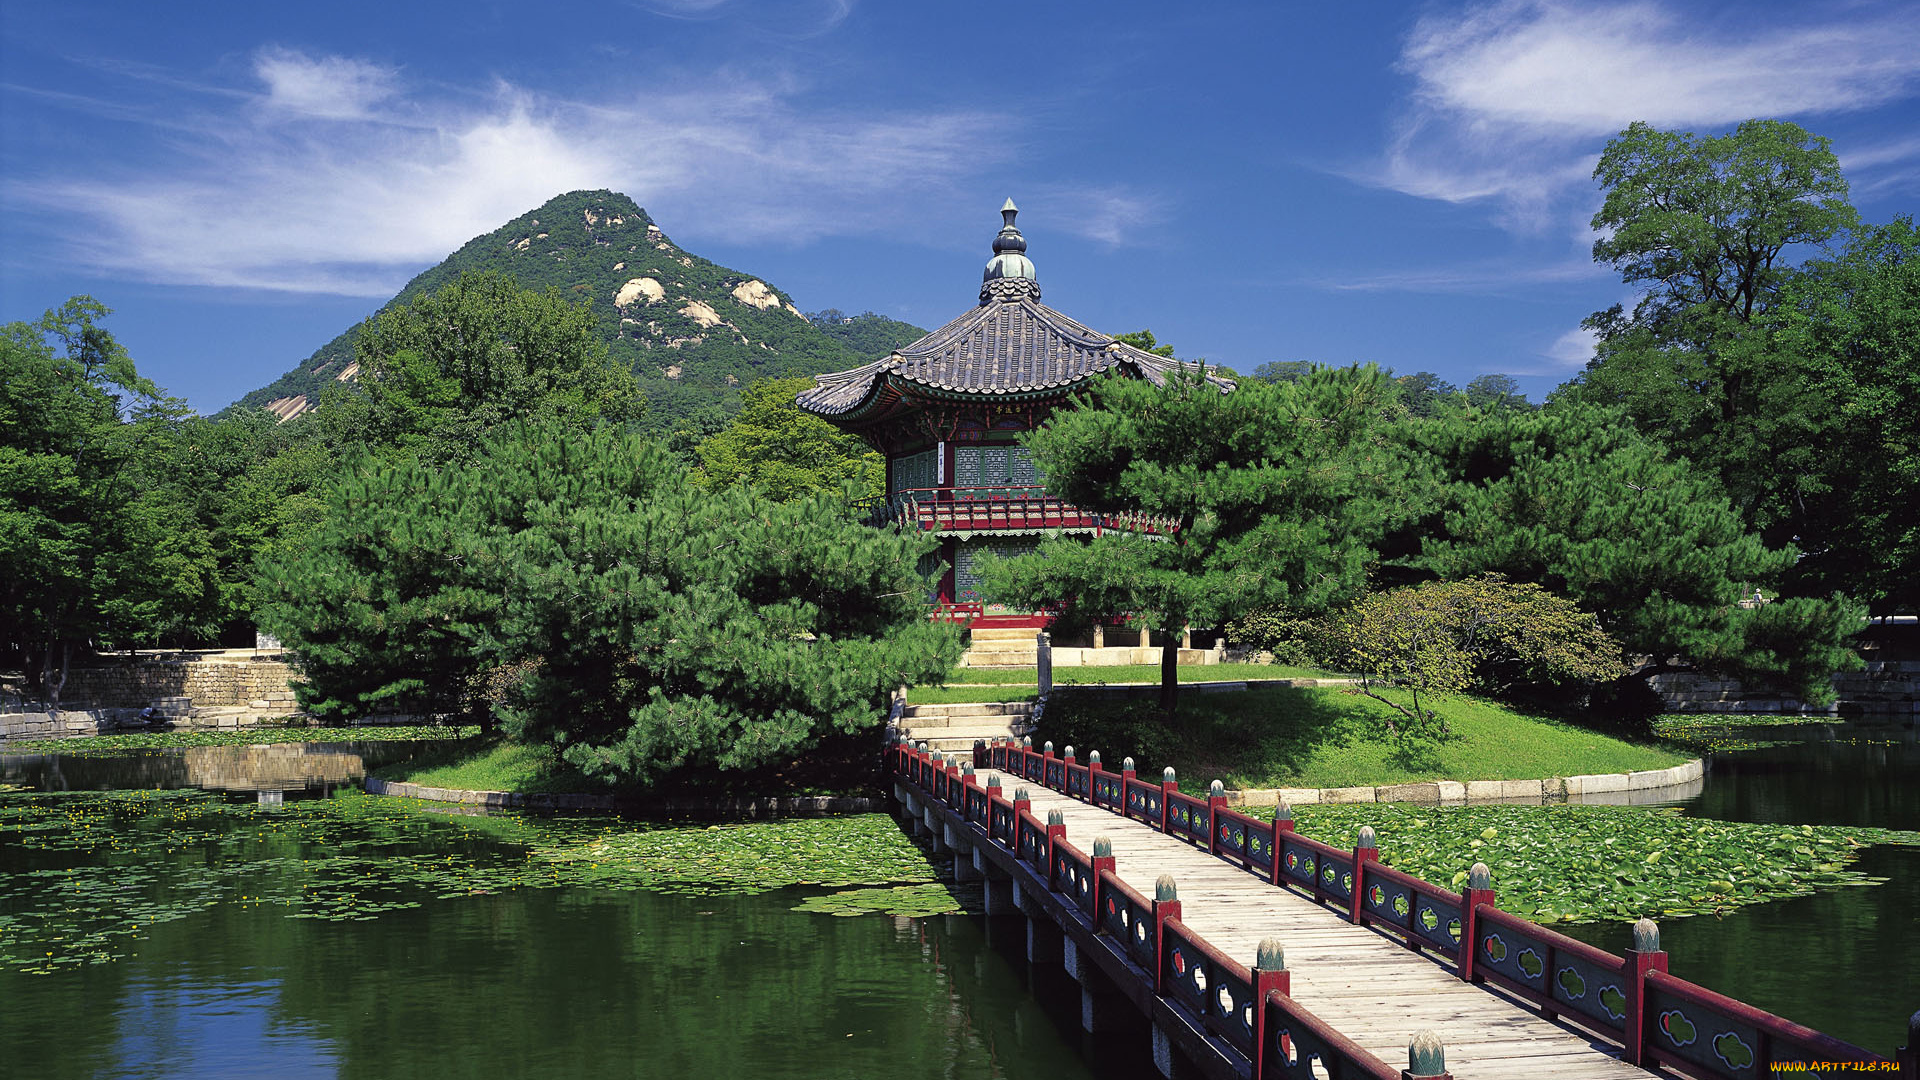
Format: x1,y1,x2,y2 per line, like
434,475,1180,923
363,776,875,817
1225,758,1704,807
42,657,301,710
1653,661,1920,717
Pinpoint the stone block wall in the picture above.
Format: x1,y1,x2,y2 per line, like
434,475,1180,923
54,658,301,710
1652,660,1920,717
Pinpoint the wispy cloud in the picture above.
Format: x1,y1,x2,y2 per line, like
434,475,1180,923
1371,1,1920,223
254,48,398,120
1542,324,1597,369
13,47,1047,296
1307,256,1603,295
626,0,855,37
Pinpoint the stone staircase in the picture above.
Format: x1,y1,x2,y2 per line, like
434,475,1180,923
960,627,1040,668
895,701,1036,753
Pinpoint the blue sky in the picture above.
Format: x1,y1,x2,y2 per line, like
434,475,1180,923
4,0,1918,413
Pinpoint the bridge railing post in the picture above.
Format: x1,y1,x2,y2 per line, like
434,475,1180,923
1045,809,1066,877
973,739,989,770
1272,801,1294,886
1252,938,1290,1080
1152,875,1181,997
1459,861,1495,983
1207,780,1227,856
1121,758,1137,821
1898,1010,1917,1080
1900,1010,1918,1080
1161,767,1177,833
1087,751,1104,809
1403,1030,1450,1080
1351,826,1379,925
1091,837,1114,931
1012,789,1032,854
1623,918,1668,1066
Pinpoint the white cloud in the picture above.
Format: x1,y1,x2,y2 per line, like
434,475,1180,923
1543,324,1597,369
1034,187,1156,246
18,55,1058,296
1373,1,1920,222
254,47,398,120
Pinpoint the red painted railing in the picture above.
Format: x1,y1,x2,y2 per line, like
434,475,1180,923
863,487,1181,536
895,736,1914,1080
894,738,1400,1080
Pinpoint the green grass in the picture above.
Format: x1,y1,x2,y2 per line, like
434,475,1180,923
376,739,589,793
1033,685,1686,789
372,733,882,799
945,662,1339,685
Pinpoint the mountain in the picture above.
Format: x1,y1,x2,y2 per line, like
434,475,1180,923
237,190,926,433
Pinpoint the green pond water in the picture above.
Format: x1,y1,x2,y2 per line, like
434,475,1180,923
1559,727,1919,1055
0,744,1154,1080
2,729,1913,1073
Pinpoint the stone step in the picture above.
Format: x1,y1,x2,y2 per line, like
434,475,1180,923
968,627,1043,643
962,650,1039,665
902,701,1034,719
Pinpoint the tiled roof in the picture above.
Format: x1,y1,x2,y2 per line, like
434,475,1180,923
797,296,1230,417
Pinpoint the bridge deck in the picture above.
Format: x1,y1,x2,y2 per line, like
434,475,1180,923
981,766,1649,1080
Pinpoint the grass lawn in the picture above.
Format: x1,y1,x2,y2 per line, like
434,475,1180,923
372,732,884,798
1031,685,1686,789
376,739,589,793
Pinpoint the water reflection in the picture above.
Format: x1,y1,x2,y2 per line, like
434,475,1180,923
0,741,421,800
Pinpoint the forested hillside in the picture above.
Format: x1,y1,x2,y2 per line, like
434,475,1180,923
236,190,924,434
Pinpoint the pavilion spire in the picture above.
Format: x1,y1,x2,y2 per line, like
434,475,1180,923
981,198,1041,304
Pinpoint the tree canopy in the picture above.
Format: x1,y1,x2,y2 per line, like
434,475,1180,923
259,421,959,781
1,300,218,704
695,376,883,502
1407,402,1861,704
981,364,1419,711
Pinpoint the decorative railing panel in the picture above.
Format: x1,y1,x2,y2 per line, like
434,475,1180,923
1279,832,1354,905
989,794,1016,848
1361,863,1464,957
1100,872,1157,971
1065,762,1089,800
1162,918,1257,1059
862,487,1179,536
1166,789,1210,846
1045,758,1066,790
1123,777,1163,828
1261,991,1399,1080
963,783,987,827
1051,840,1097,917
1643,971,1892,1080
1016,810,1047,874
1473,908,1628,1036
1090,770,1122,810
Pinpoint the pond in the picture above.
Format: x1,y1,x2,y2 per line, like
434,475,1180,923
3,731,1913,1073
0,744,1155,1080
1559,725,1919,1054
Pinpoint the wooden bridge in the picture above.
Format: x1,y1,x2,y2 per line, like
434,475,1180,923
888,737,1918,1080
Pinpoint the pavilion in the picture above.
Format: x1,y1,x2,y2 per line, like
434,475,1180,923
797,201,1231,630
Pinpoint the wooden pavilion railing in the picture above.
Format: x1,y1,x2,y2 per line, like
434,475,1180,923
862,486,1181,536
886,736,1918,1080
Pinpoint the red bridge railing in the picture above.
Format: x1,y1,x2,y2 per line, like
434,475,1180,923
886,736,1917,1080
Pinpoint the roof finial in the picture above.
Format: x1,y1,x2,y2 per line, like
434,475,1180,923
994,199,1026,254
981,198,1040,304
